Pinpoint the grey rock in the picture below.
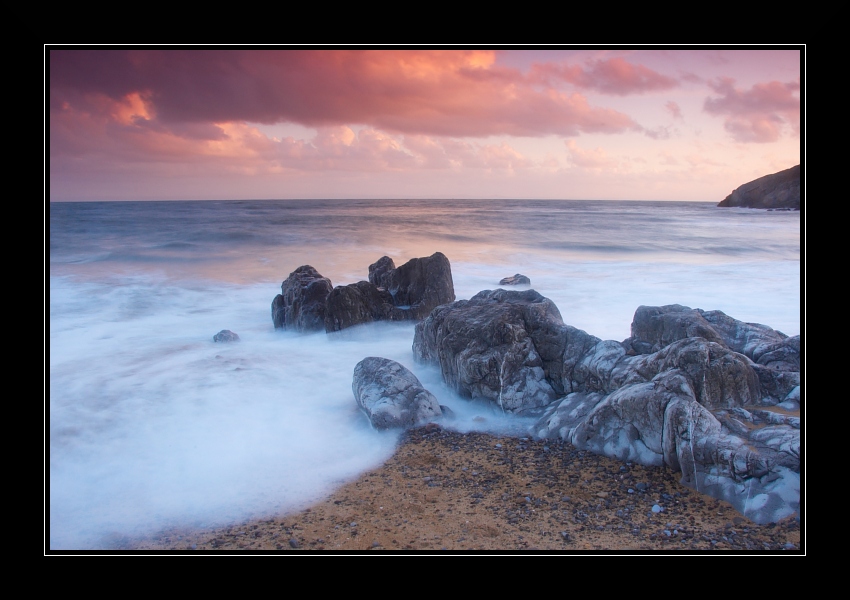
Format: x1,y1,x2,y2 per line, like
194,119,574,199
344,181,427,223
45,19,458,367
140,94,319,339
718,164,800,209
272,265,333,332
352,357,442,430
499,274,531,285
413,289,567,412
213,329,240,343
418,292,800,524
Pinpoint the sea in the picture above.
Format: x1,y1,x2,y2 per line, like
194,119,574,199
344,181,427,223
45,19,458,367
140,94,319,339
47,199,802,549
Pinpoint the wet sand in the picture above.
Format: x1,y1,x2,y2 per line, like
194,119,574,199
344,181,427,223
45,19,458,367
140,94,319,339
126,424,802,554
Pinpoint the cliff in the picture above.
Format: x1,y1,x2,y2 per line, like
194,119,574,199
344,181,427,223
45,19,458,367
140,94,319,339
718,164,801,210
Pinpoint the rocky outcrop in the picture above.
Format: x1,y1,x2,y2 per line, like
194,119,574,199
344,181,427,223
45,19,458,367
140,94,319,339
718,165,801,210
413,289,570,413
414,289,800,524
275,253,456,334
499,274,531,285
352,357,443,430
368,252,456,321
324,281,396,332
272,266,333,332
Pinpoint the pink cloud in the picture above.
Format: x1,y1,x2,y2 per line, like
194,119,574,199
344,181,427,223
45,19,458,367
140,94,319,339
49,50,639,141
665,101,683,119
532,57,679,95
703,77,800,142
565,139,616,170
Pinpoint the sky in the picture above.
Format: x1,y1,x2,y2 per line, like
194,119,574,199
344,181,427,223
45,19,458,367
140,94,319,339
47,47,803,202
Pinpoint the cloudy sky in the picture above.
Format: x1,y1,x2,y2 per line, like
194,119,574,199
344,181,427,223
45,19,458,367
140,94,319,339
48,47,802,202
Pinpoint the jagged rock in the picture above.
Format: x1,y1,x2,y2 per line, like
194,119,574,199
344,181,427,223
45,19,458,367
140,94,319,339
352,357,442,430
413,289,568,413
369,252,456,321
272,265,333,332
324,281,395,332
213,329,240,343
499,274,531,285
627,304,799,370
414,289,800,523
718,164,800,209
274,253,456,333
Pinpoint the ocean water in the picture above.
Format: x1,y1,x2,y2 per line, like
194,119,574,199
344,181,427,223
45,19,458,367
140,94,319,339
47,199,802,549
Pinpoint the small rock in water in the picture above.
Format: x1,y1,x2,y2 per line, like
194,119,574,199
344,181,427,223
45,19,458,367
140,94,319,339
289,538,299,548
213,329,240,343
652,504,663,513
499,274,531,285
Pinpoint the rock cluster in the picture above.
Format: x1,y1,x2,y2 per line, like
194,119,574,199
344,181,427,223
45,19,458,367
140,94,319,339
271,252,455,334
411,292,800,524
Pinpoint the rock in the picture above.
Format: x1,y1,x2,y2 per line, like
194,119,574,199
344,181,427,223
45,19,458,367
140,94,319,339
718,165,800,209
275,253,456,334
413,289,568,413
414,289,800,523
272,266,333,332
532,303,800,524
352,357,443,430
369,252,456,321
213,330,240,343
324,281,395,332
499,274,531,285
627,304,797,368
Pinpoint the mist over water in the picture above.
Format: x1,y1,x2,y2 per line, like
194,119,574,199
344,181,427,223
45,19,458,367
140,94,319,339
48,199,801,549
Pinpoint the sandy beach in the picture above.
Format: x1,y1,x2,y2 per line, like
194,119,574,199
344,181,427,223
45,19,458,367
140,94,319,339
124,424,802,554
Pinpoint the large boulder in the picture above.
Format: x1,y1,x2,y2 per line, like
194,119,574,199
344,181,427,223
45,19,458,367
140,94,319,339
352,357,443,430
324,281,395,333
368,252,456,321
272,266,333,332
627,304,799,369
718,164,800,209
413,289,569,413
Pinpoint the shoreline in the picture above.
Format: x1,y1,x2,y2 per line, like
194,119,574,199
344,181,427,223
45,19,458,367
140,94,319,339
122,425,802,554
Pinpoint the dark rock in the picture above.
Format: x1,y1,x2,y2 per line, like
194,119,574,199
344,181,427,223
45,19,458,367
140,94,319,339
499,274,531,285
368,256,396,287
375,251,456,321
718,165,800,209
352,357,443,430
272,266,333,332
324,281,395,332
275,253,456,334
213,330,240,343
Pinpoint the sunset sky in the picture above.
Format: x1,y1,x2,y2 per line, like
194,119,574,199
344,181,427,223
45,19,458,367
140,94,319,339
48,47,803,202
